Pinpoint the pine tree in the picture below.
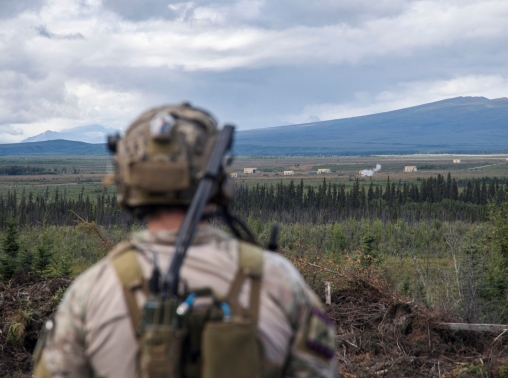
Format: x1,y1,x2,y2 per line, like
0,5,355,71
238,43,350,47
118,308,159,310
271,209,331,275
18,248,34,274
35,231,53,276
360,234,380,269
0,216,21,280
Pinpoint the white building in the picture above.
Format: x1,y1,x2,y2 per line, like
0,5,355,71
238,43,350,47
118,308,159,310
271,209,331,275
404,166,417,172
453,159,461,163
283,171,295,175
230,173,238,178
317,169,331,174
244,168,258,174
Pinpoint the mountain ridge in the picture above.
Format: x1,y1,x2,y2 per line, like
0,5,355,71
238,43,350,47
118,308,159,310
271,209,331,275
233,96,508,155
22,124,121,144
0,139,108,155
3,96,508,155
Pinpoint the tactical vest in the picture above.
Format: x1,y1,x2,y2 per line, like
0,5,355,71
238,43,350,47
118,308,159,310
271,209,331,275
110,241,264,378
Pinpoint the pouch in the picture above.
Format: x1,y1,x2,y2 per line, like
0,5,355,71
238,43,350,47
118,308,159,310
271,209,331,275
201,319,261,378
139,325,187,378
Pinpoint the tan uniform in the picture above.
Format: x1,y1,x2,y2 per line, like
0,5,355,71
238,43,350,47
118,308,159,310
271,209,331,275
39,226,338,377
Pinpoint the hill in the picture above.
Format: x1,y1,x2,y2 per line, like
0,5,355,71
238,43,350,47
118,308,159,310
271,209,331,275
21,124,120,144
234,96,508,155
3,96,508,156
0,140,108,155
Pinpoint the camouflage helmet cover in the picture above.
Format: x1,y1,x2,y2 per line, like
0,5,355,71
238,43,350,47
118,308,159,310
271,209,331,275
113,103,230,209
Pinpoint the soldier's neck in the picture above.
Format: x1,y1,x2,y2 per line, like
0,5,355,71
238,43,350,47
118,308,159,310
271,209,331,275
147,210,187,232
146,209,208,232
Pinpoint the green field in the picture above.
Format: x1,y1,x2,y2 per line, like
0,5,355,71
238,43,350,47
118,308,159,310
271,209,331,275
1,154,508,198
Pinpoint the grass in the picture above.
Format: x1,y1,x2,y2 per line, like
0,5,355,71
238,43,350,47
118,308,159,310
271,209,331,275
1,154,508,198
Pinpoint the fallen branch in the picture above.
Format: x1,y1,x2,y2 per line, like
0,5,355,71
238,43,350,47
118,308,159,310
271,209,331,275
70,210,114,250
305,262,344,276
435,323,508,333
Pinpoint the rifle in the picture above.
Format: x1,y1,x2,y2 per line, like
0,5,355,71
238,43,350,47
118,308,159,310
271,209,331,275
163,125,235,297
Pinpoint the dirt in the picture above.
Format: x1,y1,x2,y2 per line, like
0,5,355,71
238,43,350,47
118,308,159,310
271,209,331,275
329,278,508,377
0,273,70,377
1,271,507,377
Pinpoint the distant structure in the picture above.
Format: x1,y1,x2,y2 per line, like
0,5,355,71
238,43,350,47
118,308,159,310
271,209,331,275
244,168,258,174
283,171,295,175
230,173,238,178
453,159,461,163
317,168,331,174
404,166,417,172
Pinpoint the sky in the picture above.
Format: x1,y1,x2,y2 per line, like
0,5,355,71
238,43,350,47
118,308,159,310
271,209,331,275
1,0,508,143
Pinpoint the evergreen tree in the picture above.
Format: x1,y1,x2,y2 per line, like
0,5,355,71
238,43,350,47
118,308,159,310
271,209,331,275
0,216,21,280
35,231,53,276
54,252,73,278
18,247,35,274
359,234,380,269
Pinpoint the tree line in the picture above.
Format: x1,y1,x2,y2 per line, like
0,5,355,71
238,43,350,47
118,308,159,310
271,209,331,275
230,174,507,224
0,187,132,228
0,173,506,228
0,166,50,175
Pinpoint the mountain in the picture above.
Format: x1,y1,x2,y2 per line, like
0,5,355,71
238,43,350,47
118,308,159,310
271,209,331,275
3,96,508,156
22,124,120,144
234,96,508,155
0,140,108,156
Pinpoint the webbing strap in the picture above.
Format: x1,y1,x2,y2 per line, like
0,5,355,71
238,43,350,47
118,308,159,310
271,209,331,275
110,245,148,335
226,241,264,324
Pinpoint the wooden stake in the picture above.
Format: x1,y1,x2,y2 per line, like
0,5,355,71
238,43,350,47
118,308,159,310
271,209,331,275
325,281,331,305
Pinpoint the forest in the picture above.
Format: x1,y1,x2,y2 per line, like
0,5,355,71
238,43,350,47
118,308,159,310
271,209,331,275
2,171,508,376
0,173,505,227
0,173,507,320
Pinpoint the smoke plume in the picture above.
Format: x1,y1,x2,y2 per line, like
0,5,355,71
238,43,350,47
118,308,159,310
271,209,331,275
360,164,381,177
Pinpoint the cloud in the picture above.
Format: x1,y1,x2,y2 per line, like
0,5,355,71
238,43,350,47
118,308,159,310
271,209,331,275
1,0,508,141
290,75,508,123
0,124,23,136
102,0,416,27
33,0,508,73
35,25,85,40
0,0,45,20
0,70,79,125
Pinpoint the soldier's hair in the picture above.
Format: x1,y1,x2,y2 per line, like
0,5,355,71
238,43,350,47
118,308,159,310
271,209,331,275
132,205,189,220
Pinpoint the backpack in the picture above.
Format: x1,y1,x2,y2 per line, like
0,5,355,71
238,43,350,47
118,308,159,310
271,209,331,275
110,241,265,378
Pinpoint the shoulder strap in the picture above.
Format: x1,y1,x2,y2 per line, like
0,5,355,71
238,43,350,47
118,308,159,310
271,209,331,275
109,242,148,335
226,241,264,324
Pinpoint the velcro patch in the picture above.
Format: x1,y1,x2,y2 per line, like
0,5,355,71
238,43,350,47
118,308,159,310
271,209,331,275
306,309,335,359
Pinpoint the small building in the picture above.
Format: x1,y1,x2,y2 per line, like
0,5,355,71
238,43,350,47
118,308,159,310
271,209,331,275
453,159,461,163
283,171,294,175
244,168,258,174
317,169,331,174
404,166,417,173
230,173,238,178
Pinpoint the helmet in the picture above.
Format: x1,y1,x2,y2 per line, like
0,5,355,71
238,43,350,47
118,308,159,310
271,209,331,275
109,103,232,210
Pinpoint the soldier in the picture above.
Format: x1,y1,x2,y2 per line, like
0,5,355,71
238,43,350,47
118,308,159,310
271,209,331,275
33,103,338,378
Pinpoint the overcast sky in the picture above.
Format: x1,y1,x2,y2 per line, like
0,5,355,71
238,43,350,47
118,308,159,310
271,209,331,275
1,0,507,142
